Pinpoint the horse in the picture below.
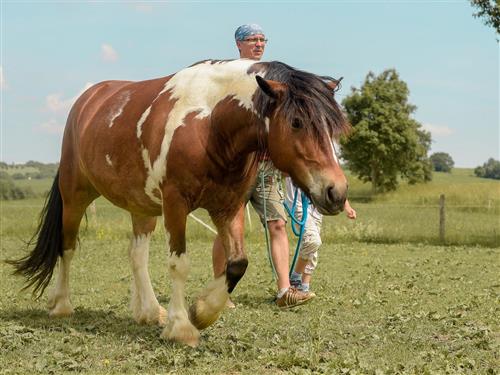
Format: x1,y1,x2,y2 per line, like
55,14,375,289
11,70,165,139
8,59,350,347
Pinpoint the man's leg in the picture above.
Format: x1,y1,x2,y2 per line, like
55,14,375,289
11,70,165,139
253,161,313,307
267,219,291,291
266,219,315,308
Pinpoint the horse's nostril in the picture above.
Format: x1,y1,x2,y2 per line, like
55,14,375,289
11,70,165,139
326,185,346,209
326,185,336,204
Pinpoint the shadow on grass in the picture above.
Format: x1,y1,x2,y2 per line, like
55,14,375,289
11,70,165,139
0,306,171,345
0,294,276,345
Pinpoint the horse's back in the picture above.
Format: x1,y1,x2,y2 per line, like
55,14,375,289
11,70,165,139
61,76,173,215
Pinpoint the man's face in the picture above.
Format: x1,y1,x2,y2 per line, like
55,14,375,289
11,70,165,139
237,33,266,60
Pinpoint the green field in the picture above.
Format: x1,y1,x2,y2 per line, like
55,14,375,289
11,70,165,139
0,170,499,374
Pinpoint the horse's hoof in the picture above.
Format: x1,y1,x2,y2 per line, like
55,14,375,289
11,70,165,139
189,301,222,330
161,320,200,347
49,304,74,318
133,305,168,326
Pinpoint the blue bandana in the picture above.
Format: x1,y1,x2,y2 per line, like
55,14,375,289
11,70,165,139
234,24,265,41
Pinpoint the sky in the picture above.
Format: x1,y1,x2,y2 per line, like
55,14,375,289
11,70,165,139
1,1,498,168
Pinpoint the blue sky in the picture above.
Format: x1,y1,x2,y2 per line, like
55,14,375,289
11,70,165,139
1,1,498,167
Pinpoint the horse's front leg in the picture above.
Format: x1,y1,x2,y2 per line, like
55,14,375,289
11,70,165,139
160,187,200,347
189,204,248,330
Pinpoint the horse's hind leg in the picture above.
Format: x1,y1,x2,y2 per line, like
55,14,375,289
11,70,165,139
129,214,167,326
48,180,97,317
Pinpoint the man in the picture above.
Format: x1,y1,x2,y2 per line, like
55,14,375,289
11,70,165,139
211,23,314,308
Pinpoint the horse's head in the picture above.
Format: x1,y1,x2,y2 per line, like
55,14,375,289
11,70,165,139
252,62,350,215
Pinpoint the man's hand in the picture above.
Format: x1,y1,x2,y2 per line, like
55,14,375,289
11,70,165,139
344,199,357,220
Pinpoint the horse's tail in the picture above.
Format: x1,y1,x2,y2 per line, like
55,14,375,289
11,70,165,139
6,171,63,298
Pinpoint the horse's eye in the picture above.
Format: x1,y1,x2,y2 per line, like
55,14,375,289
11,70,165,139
292,119,302,129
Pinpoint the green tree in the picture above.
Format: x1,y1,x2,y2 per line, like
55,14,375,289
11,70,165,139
470,0,500,34
474,158,500,180
340,69,432,193
430,152,455,172
0,171,36,200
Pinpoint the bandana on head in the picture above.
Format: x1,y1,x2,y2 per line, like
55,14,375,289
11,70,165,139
234,24,265,41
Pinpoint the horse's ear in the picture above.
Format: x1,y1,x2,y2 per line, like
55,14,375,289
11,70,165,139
326,77,343,92
256,76,287,99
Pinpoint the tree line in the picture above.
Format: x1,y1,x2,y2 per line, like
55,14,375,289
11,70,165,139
0,161,59,200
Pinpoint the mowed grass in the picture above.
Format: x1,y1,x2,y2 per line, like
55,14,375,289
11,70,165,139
0,169,499,374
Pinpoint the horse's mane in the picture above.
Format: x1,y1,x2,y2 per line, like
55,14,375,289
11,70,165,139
250,61,350,145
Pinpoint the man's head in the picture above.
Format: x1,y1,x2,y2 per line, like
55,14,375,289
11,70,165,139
235,24,267,61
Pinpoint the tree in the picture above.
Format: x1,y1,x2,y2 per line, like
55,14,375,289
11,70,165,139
0,171,36,200
470,0,500,34
474,158,500,180
430,152,455,172
340,69,432,193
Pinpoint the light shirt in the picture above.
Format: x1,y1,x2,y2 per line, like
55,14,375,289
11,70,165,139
284,177,322,221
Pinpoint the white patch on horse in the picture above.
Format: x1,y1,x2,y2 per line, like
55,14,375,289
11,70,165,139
129,233,166,325
162,252,200,346
191,276,229,328
141,147,162,204
47,248,75,317
108,90,130,127
264,117,270,133
142,59,260,204
331,142,339,164
136,106,152,139
105,154,113,167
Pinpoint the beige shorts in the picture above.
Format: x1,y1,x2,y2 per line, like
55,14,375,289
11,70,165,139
248,161,287,225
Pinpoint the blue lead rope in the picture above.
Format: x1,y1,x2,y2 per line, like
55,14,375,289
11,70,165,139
283,186,310,278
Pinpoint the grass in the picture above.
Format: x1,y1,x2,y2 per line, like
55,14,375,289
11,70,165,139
340,169,500,247
1,235,498,374
0,169,499,373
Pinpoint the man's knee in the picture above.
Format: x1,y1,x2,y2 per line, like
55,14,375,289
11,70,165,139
267,219,286,234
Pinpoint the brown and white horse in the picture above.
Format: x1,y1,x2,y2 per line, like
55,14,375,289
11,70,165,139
9,59,350,346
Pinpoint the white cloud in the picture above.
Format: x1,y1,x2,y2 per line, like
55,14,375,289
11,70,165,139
134,4,153,12
423,123,454,137
46,82,93,114
41,83,94,136
101,43,118,62
0,66,7,90
39,119,65,134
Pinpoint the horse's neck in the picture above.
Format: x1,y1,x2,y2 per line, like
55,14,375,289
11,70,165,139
206,105,265,180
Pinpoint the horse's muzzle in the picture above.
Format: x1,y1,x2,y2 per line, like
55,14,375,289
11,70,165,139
311,184,347,215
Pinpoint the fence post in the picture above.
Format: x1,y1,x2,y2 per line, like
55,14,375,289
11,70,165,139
439,194,445,242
